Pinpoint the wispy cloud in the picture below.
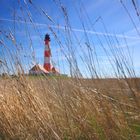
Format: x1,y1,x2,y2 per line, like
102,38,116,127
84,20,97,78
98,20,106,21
0,18,140,40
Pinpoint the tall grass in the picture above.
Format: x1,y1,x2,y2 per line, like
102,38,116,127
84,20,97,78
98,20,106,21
0,0,140,139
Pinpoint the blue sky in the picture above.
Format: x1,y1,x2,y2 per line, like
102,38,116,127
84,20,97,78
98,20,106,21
0,0,140,77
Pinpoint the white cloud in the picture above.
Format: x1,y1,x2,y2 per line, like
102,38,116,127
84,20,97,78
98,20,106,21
0,18,140,40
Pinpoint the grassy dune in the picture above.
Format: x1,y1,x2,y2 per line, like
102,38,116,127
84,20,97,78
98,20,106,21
0,76,140,139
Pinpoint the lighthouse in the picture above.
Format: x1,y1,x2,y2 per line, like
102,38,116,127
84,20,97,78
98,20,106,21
44,34,59,74
29,34,60,75
44,34,51,72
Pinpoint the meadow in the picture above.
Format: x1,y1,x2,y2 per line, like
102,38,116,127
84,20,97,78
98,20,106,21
0,76,140,139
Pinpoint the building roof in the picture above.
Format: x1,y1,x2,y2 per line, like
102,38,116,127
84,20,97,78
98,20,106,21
29,64,49,74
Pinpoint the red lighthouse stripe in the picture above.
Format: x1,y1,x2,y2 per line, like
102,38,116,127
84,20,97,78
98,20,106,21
45,40,49,45
44,50,51,57
44,63,51,71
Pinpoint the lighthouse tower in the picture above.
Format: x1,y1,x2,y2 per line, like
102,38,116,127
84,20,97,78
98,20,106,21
29,34,61,75
44,34,59,74
44,34,51,72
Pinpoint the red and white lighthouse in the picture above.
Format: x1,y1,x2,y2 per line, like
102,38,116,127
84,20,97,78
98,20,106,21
29,34,60,75
44,34,51,72
44,34,59,74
